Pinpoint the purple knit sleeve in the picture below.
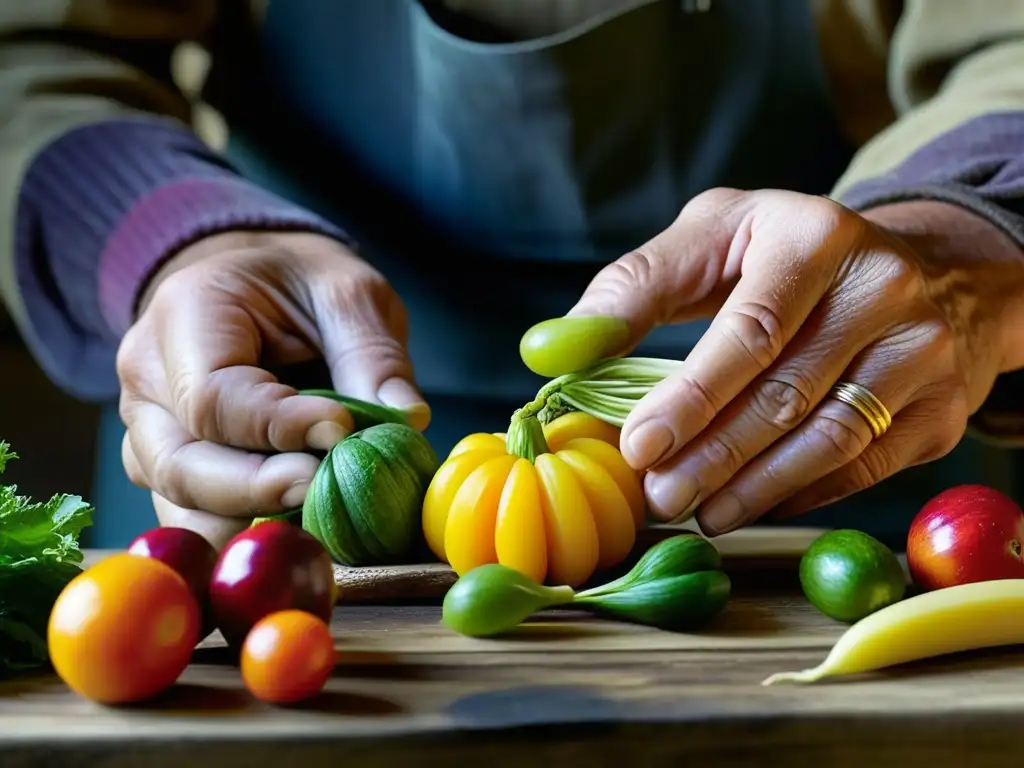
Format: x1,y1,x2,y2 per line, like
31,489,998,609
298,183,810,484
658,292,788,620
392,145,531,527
14,116,350,401
839,112,1024,247
839,111,1024,441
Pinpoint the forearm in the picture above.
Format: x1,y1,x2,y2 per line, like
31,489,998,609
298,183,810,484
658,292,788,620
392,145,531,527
14,117,352,400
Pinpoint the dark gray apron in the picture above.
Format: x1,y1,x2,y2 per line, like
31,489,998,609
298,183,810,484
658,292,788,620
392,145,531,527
89,0,1015,549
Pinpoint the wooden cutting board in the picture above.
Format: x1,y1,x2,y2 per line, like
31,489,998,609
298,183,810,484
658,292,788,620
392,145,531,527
84,522,831,604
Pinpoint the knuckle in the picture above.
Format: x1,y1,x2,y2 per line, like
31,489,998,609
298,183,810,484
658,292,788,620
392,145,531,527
331,337,413,378
805,415,869,463
920,319,959,376
115,333,145,390
856,251,921,308
750,376,813,431
614,247,658,288
171,373,219,440
149,445,194,509
720,301,786,368
680,187,746,220
669,376,721,428
880,257,922,303
804,195,849,234
700,431,749,477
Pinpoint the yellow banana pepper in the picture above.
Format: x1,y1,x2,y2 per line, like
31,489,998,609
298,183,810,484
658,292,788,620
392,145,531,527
422,412,644,587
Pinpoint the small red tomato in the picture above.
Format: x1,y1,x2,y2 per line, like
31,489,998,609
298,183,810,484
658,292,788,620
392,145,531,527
907,484,1024,591
128,527,219,638
241,610,335,704
209,521,336,648
48,553,200,704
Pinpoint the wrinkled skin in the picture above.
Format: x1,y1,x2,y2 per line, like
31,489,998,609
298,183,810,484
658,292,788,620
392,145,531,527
116,191,1024,547
567,190,1024,535
117,231,429,548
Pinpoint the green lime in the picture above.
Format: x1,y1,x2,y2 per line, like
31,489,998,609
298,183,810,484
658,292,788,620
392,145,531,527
799,529,907,623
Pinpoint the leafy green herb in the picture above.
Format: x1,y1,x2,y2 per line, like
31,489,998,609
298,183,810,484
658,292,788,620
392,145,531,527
0,441,94,677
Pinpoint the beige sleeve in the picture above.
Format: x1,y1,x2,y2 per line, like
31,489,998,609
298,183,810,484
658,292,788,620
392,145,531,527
832,0,1024,197
0,1,215,330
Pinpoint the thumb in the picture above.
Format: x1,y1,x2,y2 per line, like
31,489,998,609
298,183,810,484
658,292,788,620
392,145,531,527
565,188,753,347
312,267,430,431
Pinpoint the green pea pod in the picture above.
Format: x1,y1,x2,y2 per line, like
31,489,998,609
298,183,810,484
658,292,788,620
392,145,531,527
573,570,732,631
574,534,722,599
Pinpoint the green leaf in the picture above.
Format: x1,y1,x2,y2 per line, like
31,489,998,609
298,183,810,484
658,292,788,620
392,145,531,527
0,442,94,677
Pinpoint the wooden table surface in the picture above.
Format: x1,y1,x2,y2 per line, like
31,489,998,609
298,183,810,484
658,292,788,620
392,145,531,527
3,534,1024,767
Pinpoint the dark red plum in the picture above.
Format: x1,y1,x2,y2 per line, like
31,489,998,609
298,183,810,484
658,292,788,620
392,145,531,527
209,521,336,649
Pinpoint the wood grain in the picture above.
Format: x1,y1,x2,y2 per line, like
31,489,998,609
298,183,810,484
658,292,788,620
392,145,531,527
84,524,832,603
5,560,1024,767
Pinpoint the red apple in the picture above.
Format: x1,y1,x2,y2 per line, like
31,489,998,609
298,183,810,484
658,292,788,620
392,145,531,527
128,526,219,639
907,484,1024,591
209,521,336,649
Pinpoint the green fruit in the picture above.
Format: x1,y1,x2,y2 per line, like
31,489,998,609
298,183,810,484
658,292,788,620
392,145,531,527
799,529,907,623
574,535,731,630
302,422,439,566
575,570,732,630
300,389,409,432
442,564,575,637
574,534,721,599
441,535,732,638
519,316,631,378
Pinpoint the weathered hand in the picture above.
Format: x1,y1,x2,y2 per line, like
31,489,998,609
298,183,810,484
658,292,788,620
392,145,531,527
569,189,1024,535
116,231,428,548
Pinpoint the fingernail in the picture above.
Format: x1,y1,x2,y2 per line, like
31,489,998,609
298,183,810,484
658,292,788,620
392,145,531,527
305,420,349,451
668,496,702,525
626,421,675,468
698,492,745,537
280,481,310,510
378,378,431,431
645,472,699,521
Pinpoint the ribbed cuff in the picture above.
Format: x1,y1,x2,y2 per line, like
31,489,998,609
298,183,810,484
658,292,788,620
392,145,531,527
14,115,349,400
98,175,349,336
838,111,1024,251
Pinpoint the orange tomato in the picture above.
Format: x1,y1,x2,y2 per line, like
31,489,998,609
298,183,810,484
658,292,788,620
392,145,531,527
241,610,335,704
48,553,200,704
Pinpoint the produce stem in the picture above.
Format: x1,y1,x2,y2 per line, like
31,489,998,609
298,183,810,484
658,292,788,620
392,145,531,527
505,409,551,462
527,357,682,427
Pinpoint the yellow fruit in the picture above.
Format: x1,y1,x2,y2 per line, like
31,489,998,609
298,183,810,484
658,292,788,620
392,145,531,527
762,578,1024,685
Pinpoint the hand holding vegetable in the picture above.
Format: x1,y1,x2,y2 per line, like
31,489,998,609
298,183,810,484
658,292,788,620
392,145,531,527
550,192,1024,535
115,231,429,548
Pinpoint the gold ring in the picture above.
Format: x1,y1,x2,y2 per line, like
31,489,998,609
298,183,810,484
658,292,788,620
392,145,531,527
828,381,892,439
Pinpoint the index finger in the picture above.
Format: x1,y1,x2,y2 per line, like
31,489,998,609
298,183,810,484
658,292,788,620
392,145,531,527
620,197,861,470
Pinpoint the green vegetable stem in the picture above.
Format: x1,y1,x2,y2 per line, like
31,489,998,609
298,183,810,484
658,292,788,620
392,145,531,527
442,534,732,637
299,389,410,432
